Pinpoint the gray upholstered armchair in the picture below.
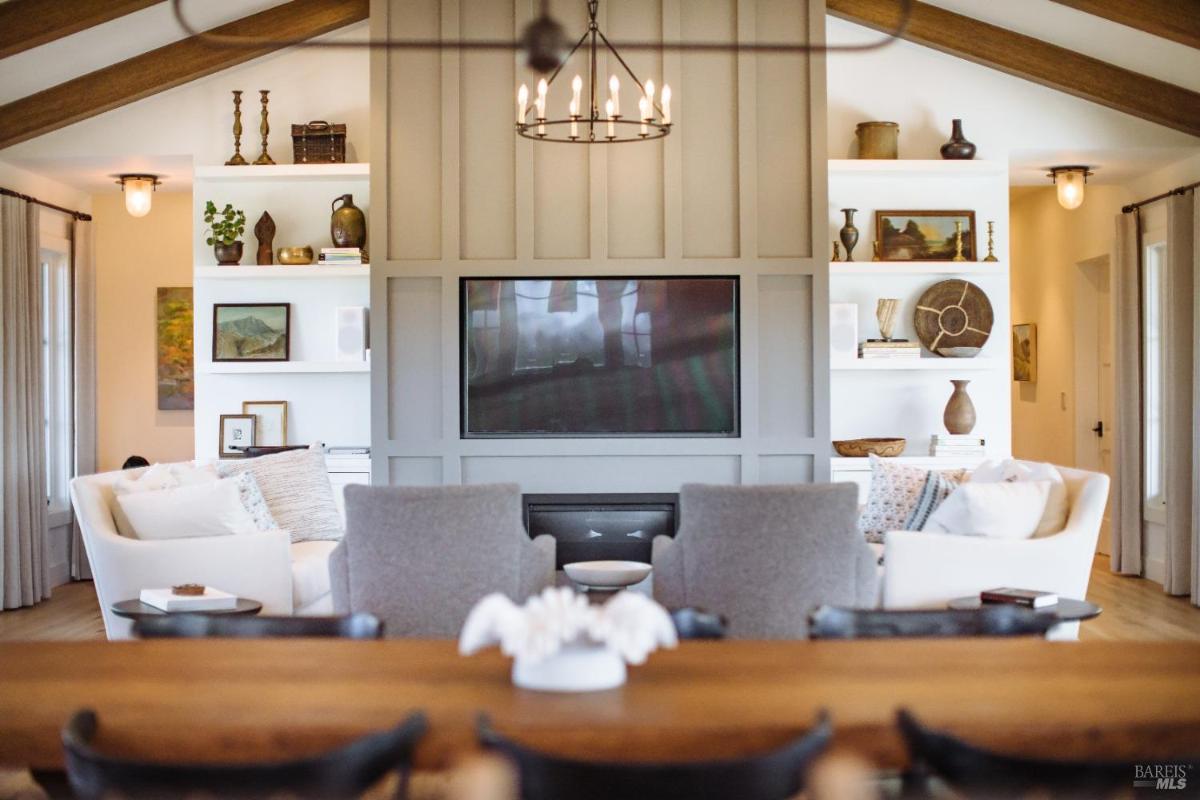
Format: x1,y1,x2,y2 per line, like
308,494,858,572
330,484,555,637
652,483,877,639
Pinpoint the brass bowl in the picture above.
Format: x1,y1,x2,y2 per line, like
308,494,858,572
833,437,906,458
277,246,314,265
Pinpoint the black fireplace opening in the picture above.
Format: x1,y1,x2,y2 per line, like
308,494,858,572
523,493,679,568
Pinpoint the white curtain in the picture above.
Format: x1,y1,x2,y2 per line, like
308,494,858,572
1163,191,1198,604
0,195,50,608
72,217,96,580
1111,211,1143,575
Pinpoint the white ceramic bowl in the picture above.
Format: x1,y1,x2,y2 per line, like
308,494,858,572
564,560,652,589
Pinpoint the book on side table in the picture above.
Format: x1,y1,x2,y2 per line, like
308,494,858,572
139,587,238,612
980,588,1059,609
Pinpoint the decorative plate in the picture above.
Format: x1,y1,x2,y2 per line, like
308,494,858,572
914,280,993,355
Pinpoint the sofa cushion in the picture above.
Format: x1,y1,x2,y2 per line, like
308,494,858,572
219,449,343,544
858,455,966,543
291,540,339,610
115,479,259,540
969,459,1069,537
921,480,1052,540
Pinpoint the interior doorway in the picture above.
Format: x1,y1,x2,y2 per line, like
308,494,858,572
1073,255,1114,555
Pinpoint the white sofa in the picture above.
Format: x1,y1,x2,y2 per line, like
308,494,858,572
881,463,1109,636
71,467,338,640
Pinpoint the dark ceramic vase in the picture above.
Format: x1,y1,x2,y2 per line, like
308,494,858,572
214,241,244,266
839,208,859,262
940,119,976,160
331,194,366,249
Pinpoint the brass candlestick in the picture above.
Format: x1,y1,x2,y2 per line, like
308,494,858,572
225,91,248,166
253,90,275,166
982,220,998,262
872,241,881,261
952,220,966,262
832,241,841,262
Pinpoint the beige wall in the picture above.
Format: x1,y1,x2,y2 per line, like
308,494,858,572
1008,183,1129,466
94,191,193,471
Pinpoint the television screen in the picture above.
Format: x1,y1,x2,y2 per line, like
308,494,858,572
462,277,739,437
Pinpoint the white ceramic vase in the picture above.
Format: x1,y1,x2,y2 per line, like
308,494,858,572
511,642,627,692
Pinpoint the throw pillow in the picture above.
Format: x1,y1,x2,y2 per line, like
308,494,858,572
970,459,1069,537
217,448,343,543
229,471,280,532
921,480,1053,540
857,455,966,543
115,479,260,540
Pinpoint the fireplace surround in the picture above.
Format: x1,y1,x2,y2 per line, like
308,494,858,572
524,493,678,568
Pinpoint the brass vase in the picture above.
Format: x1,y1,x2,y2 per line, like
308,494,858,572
943,380,977,435
331,194,366,248
839,208,859,262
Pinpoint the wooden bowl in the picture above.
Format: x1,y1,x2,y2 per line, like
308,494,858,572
833,437,906,458
277,246,314,265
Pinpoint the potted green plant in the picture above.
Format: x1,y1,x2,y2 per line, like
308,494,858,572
204,201,247,265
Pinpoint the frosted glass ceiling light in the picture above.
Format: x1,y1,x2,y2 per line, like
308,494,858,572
117,174,161,218
1048,166,1092,211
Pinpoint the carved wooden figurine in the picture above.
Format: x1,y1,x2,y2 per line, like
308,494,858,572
255,211,276,265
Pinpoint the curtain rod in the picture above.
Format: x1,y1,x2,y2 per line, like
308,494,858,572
1122,180,1200,214
0,187,92,221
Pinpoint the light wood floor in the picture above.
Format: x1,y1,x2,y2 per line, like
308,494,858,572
1,555,1197,641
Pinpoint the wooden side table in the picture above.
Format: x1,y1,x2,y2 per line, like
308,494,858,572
111,598,263,620
948,596,1102,622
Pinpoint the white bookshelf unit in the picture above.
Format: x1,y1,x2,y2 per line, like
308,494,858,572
827,159,1011,471
192,164,371,461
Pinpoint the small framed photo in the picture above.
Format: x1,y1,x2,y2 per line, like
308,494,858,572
1012,323,1038,382
218,414,256,458
875,210,976,262
213,303,290,362
242,400,288,446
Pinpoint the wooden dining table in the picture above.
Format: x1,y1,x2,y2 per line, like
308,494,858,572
2,639,1198,771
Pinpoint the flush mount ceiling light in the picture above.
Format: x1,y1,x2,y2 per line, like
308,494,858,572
116,174,161,218
1047,166,1093,211
518,1,669,144
168,0,914,68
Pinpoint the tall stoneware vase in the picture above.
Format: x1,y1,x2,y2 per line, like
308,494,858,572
943,380,976,435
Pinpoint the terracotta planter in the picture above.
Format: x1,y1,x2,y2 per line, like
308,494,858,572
943,379,977,435
214,241,244,266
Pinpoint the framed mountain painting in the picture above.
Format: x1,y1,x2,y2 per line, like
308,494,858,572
212,303,290,362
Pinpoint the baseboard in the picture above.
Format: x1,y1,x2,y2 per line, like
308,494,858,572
48,559,71,589
1144,556,1166,587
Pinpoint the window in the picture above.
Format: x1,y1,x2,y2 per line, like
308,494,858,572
1142,237,1167,522
40,235,72,525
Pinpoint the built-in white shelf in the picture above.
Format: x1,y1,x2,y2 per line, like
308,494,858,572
832,358,998,371
195,265,369,279
193,163,370,181
828,159,1006,178
831,455,988,468
199,361,370,374
831,261,1005,276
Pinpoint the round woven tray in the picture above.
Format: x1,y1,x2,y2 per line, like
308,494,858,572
913,280,993,355
833,438,906,458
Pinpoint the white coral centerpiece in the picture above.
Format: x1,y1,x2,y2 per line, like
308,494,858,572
459,587,678,692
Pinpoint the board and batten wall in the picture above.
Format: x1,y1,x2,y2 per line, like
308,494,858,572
368,0,828,492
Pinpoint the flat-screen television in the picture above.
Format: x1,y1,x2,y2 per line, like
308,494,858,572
462,277,739,437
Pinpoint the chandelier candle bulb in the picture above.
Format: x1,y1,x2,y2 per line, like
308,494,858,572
609,74,620,117
639,98,650,135
644,79,655,111
569,98,579,139
517,84,528,124
606,99,615,138
661,84,672,125
572,74,583,111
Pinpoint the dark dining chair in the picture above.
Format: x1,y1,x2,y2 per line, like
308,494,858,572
670,607,728,639
896,709,1148,800
62,709,427,800
807,605,1056,639
133,612,384,639
478,712,832,800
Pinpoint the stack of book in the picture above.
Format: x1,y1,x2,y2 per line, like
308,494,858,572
319,247,365,265
859,339,921,360
930,434,986,457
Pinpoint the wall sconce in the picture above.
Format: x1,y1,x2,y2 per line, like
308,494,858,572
1047,166,1093,211
116,174,161,217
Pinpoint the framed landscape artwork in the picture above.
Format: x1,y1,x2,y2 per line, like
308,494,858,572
1013,323,1038,382
213,303,290,362
156,287,194,410
242,400,288,446
218,414,256,458
876,210,976,261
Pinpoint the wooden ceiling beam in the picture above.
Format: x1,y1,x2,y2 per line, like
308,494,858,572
0,0,165,60
827,0,1200,139
1049,0,1200,51
0,0,368,152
